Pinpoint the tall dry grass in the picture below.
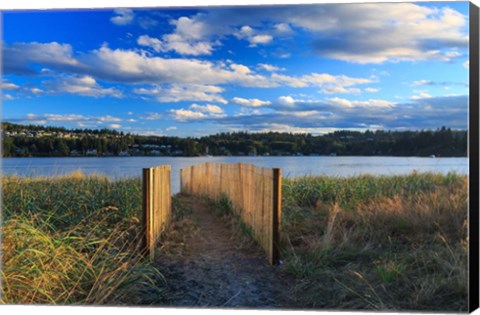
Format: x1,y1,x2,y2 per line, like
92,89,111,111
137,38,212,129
1,172,166,305
281,172,468,311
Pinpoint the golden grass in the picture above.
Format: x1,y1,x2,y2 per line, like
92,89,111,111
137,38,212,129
281,172,468,311
1,175,165,305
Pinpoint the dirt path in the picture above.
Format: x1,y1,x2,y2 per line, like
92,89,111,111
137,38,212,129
154,196,294,309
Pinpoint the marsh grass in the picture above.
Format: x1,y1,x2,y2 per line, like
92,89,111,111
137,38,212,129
282,172,468,311
1,172,166,305
2,170,469,310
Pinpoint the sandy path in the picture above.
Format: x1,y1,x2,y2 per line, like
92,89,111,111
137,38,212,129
154,196,293,308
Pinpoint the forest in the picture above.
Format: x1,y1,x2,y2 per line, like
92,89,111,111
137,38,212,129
2,122,467,157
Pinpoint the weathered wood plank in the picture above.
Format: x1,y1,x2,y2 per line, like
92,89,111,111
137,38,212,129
142,165,172,260
178,162,282,265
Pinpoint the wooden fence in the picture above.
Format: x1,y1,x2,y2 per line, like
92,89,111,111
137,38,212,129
142,165,171,259
180,162,281,265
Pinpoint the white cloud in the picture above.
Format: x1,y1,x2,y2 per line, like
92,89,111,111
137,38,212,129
230,63,251,75
326,97,353,108
257,63,285,72
232,97,271,107
134,84,227,104
174,16,209,40
277,96,296,106
327,97,395,108
271,73,371,92
5,42,375,98
233,107,263,116
1,81,20,90
170,108,207,122
2,94,15,101
97,115,122,122
138,34,215,56
1,80,43,97
137,35,163,52
412,80,433,86
274,23,294,34
166,126,177,131
411,92,433,100
364,87,379,93
321,86,361,94
142,113,163,121
137,16,216,56
276,52,291,59
170,103,225,122
303,4,468,63
44,75,122,98
170,4,467,64
463,60,469,69
30,88,44,95
4,42,372,92
110,9,134,26
189,104,224,114
82,45,273,87
250,34,273,45
109,124,122,129
190,95,467,132
235,25,273,47
3,42,79,74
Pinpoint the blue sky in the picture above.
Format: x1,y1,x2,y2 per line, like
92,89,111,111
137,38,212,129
1,2,470,137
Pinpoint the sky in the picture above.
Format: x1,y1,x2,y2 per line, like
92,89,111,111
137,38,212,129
0,1,470,137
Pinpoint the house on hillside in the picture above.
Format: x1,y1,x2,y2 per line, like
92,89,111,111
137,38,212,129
70,149,81,156
86,149,97,156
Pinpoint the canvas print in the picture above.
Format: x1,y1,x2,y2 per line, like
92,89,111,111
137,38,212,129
1,1,476,312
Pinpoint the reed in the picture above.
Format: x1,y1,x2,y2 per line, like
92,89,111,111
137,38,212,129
281,172,468,311
1,172,166,305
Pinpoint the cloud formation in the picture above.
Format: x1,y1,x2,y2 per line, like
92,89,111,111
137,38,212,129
134,84,227,104
170,103,226,122
160,3,467,63
1,80,20,90
196,95,467,132
44,75,122,98
3,42,80,75
111,9,134,25
3,42,373,98
235,25,273,47
232,97,271,107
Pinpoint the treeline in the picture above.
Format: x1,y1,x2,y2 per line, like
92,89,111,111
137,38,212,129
1,122,467,157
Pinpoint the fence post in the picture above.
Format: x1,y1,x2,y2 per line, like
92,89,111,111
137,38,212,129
142,168,153,259
142,166,171,261
272,168,282,265
180,168,183,194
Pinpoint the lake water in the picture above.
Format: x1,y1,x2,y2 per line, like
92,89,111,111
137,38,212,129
2,156,468,194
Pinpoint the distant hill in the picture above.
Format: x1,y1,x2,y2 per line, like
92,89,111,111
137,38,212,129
1,122,467,157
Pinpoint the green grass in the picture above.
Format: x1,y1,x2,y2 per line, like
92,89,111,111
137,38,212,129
1,172,166,305
281,172,468,311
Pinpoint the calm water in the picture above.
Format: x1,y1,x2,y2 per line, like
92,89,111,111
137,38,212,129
2,156,468,194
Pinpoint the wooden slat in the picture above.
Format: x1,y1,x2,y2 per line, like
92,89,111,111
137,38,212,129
142,165,172,260
272,168,281,265
142,168,151,258
178,162,282,265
